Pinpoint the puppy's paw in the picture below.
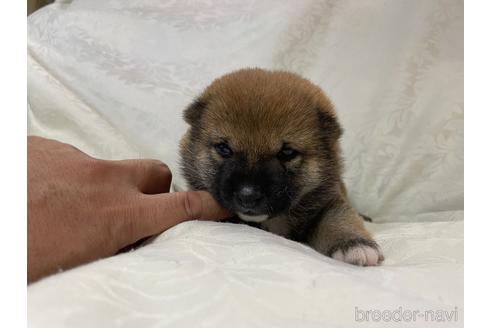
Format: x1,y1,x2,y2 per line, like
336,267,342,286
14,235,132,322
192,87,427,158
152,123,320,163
329,239,384,266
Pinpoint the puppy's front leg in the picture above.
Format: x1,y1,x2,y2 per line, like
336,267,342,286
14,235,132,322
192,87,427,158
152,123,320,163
308,202,384,266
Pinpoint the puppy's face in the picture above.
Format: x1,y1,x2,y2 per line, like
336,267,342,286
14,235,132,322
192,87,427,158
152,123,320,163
180,69,341,222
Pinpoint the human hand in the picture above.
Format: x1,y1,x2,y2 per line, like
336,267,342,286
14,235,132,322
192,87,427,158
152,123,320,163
27,136,229,283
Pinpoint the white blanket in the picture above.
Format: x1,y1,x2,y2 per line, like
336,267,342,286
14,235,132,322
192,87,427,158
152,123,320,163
27,0,463,327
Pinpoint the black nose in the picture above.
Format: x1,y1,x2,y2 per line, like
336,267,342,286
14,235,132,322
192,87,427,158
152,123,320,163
235,185,264,209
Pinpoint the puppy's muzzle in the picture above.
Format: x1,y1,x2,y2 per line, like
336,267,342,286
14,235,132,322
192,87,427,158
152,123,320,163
233,185,265,213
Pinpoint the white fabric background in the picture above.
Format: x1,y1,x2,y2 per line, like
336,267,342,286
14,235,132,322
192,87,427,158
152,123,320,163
27,0,463,327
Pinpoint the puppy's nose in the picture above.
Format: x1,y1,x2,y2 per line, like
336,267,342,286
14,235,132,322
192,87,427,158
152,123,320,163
235,185,264,209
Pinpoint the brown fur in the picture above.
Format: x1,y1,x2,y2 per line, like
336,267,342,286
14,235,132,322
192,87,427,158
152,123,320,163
180,68,383,266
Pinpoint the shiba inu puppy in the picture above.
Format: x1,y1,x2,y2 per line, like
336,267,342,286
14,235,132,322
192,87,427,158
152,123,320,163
180,69,383,266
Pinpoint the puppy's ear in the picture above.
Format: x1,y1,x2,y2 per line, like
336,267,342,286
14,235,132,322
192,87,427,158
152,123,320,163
183,98,207,125
317,109,343,141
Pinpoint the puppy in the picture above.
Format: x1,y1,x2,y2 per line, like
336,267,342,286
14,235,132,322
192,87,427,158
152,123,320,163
180,68,384,266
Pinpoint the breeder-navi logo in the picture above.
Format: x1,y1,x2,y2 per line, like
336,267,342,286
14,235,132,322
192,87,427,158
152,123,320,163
355,306,459,323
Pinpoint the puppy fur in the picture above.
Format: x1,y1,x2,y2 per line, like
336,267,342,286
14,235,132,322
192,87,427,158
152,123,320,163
180,68,383,266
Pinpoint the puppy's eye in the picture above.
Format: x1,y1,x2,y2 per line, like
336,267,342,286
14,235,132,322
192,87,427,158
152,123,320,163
277,146,298,162
214,142,233,158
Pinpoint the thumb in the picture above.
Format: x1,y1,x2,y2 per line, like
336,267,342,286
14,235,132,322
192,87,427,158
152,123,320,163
130,191,231,241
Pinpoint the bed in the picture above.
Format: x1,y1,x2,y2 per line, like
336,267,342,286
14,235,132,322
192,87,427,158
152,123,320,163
27,1,464,327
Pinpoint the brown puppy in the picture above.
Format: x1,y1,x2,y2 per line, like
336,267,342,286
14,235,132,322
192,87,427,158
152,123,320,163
180,68,384,266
